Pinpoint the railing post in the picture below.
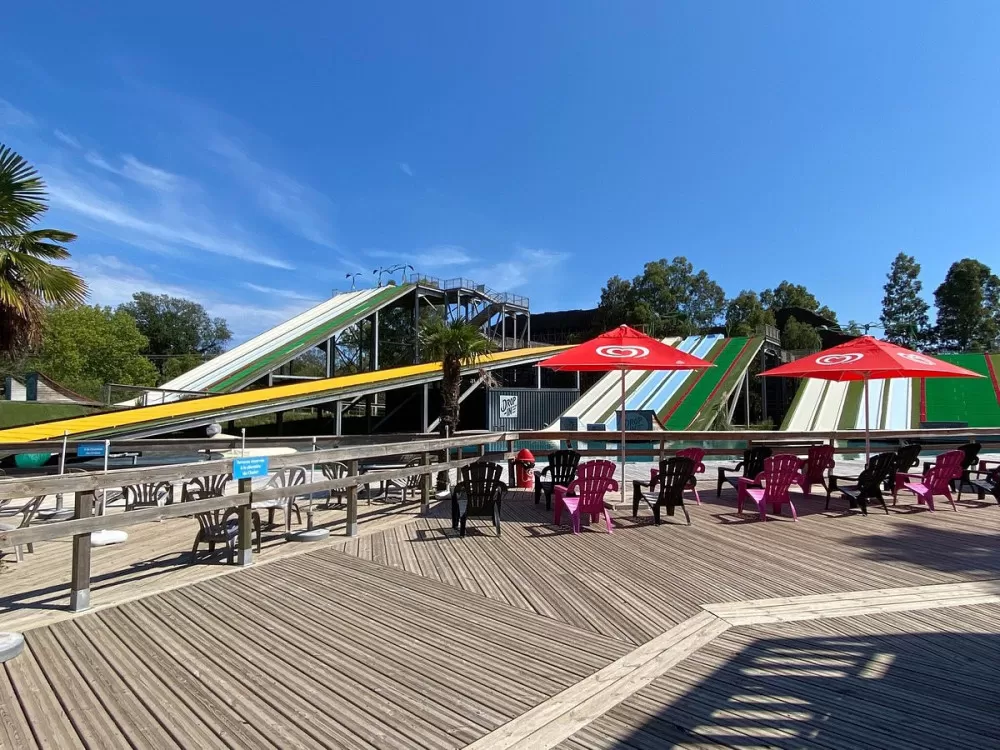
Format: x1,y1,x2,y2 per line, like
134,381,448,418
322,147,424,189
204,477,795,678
421,452,432,512
346,459,359,536
236,477,254,566
69,490,96,612
477,443,486,458
506,438,515,484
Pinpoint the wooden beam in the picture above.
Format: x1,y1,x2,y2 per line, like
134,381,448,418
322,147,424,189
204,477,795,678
236,477,253,566
0,432,513,501
69,491,96,612
345,460,359,537
0,491,253,547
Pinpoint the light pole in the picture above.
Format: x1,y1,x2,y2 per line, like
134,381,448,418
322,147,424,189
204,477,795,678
345,272,362,290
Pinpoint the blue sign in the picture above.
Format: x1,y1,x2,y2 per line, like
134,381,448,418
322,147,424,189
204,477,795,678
76,442,106,458
232,456,270,480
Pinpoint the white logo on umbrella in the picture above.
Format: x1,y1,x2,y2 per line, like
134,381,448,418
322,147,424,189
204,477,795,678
596,345,650,359
897,352,936,365
816,353,864,366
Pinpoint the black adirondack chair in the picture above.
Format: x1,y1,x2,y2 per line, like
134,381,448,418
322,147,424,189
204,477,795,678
186,489,260,564
885,443,922,492
716,447,772,497
633,456,696,525
969,465,1000,505
452,461,507,537
834,452,896,515
123,481,172,511
954,441,982,499
534,450,581,510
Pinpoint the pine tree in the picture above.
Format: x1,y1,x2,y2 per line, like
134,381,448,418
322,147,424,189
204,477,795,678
880,252,929,349
934,259,1000,352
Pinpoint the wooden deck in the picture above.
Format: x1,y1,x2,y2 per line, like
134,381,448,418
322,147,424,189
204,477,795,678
2,472,998,749
559,604,1000,750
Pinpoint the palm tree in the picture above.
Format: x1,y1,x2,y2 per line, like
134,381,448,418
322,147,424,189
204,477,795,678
420,316,492,489
0,144,87,358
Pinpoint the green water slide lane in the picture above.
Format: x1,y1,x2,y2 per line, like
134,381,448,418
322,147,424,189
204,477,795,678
658,339,726,426
688,337,761,430
924,353,1000,427
665,338,745,429
211,285,409,392
837,381,863,430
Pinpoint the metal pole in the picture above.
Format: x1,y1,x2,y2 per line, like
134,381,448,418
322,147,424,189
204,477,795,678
241,428,246,458
864,374,871,463
335,401,343,435
744,372,750,426
620,368,627,503
422,383,429,432
373,310,380,371
56,430,68,510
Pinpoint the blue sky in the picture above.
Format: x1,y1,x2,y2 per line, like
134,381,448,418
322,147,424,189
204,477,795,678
2,1,999,340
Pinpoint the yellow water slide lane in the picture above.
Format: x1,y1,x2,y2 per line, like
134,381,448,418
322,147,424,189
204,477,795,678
0,346,566,443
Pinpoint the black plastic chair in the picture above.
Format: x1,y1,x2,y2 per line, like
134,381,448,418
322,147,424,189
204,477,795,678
716,447,772,497
186,489,260,564
969,465,1000,505
834,452,896,516
534,450,581,510
632,456,696,525
452,461,507,537
886,443,922,492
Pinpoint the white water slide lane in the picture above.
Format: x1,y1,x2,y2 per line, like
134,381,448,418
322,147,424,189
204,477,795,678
546,335,720,429
139,286,404,405
784,375,913,431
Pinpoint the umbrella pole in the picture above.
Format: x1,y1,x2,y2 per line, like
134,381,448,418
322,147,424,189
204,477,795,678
620,368,627,503
863,374,871,463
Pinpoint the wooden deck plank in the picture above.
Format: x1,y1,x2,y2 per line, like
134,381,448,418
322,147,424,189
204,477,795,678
566,603,1000,750
22,628,132,750
0,663,38,750
3,641,85,749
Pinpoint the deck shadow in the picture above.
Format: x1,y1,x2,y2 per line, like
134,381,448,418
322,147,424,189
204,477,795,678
845,525,1000,578
580,630,1000,749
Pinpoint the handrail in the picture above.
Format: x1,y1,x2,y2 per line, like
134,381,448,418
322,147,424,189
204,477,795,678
0,432,512,501
0,431,516,614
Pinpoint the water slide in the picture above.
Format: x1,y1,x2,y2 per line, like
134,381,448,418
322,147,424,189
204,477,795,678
0,346,566,443
781,352,1000,430
140,285,412,403
548,335,762,431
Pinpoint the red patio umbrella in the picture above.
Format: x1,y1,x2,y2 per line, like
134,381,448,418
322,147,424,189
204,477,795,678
539,325,713,498
760,336,982,459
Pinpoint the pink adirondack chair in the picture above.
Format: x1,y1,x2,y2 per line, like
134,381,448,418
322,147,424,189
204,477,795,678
737,454,804,521
649,448,706,504
898,450,963,511
892,451,965,510
553,460,619,534
797,445,835,498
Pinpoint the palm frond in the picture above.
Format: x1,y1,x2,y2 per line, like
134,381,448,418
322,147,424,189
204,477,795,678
0,144,47,231
1,251,87,306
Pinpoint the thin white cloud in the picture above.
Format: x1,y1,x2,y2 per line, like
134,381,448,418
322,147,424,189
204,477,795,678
242,282,320,302
398,162,414,177
121,155,181,191
47,169,293,269
53,129,81,149
468,246,568,290
84,151,181,192
370,244,472,269
212,136,336,248
0,98,34,127
84,151,115,172
74,255,308,342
